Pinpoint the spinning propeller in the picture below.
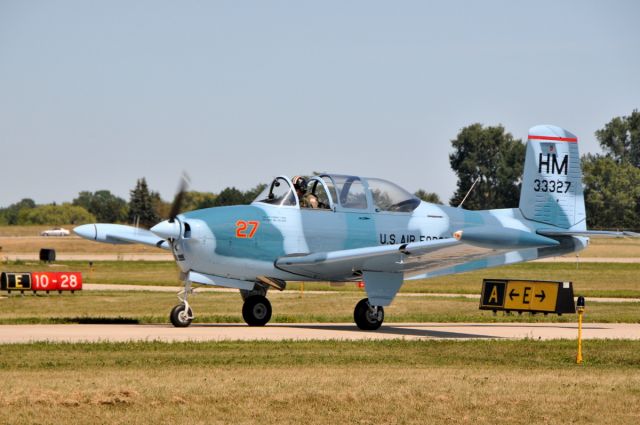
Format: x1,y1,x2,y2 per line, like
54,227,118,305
150,173,190,241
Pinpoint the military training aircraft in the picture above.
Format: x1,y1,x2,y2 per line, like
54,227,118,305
74,125,637,330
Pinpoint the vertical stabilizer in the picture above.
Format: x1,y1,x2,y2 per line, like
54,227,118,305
519,125,586,229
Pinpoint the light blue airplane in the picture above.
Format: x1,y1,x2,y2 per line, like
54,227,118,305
74,125,636,329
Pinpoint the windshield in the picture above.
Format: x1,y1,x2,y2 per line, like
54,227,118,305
330,175,368,210
366,178,420,212
254,177,296,206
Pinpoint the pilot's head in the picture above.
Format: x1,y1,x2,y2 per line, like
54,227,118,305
292,176,307,193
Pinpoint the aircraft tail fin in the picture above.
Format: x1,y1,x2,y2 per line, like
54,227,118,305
519,125,586,230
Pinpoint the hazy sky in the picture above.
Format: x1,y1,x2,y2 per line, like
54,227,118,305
1,0,639,207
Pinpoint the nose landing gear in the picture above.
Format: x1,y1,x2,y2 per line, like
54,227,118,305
170,280,194,327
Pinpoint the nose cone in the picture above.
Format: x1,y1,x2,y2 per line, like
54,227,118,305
150,220,181,240
74,224,96,240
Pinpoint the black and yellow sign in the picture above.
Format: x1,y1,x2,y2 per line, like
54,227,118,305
480,279,575,314
0,272,32,291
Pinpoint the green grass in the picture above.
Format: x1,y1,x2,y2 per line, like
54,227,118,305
0,260,181,286
2,260,640,297
0,339,639,369
1,340,639,425
1,291,638,324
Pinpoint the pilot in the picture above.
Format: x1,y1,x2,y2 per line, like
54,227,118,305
292,176,318,208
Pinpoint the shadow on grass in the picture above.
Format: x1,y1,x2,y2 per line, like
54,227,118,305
51,317,140,324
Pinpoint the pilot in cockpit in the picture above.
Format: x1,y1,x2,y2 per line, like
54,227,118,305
292,176,319,209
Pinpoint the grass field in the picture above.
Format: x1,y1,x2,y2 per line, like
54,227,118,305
0,340,639,424
1,291,638,324
3,258,640,296
1,228,639,424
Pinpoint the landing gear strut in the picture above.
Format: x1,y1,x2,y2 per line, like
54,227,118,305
170,280,194,327
354,298,384,330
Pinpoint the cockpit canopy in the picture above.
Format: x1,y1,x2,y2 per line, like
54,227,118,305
253,174,421,213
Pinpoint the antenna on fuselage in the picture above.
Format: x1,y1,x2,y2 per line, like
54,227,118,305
457,177,480,209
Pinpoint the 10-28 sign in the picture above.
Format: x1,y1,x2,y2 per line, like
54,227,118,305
1,272,82,293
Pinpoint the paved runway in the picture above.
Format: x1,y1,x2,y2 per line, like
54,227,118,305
1,322,639,343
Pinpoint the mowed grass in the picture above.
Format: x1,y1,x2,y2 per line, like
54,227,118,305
0,261,639,325
1,291,639,324
0,260,181,286
400,262,640,297
3,259,640,297
0,340,639,425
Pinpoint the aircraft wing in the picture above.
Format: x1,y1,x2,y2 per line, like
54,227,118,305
74,224,170,250
275,226,562,281
275,238,503,281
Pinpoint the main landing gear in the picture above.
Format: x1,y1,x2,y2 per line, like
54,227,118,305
240,286,272,326
354,298,384,330
242,295,272,326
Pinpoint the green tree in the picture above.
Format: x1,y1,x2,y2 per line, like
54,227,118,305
128,178,160,228
18,204,95,225
449,123,525,209
0,198,36,225
151,191,170,220
213,187,246,207
582,155,640,230
243,184,267,203
414,190,441,204
73,190,128,223
181,191,217,212
595,109,640,167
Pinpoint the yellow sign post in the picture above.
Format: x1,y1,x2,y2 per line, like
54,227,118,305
576,296,585,364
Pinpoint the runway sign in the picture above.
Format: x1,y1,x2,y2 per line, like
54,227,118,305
480,279,575,314
1,272,82,293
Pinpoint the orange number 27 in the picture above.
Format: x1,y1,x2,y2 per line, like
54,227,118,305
235,220,260,239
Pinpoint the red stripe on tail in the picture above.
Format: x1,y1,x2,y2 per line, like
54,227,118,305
528,135,578,143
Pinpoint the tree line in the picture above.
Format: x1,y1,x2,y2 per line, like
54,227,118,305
0,181,267,228
1,110,637,230
448,109,640,230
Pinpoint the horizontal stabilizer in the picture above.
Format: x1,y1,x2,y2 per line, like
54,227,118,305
537,229,640,238
454,226,560,249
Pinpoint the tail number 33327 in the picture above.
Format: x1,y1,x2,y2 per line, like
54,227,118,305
235,220,260,238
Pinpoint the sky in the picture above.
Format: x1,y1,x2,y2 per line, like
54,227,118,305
1,0,639,208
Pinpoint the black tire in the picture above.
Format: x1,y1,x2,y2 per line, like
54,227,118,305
354,298,384,330
242,295,272,326
170,304,193,328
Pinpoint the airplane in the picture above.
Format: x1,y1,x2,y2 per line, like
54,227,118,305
74,125,637,330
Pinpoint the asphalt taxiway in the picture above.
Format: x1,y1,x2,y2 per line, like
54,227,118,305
0,322,639,343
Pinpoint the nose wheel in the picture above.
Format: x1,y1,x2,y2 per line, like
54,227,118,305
170,279,194,327
242,295,272,326
170,304,193,327
354,298,384,330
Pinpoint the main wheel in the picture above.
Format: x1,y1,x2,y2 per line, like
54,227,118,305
354,298,384,330
242,295,272,326
170,304,193,328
